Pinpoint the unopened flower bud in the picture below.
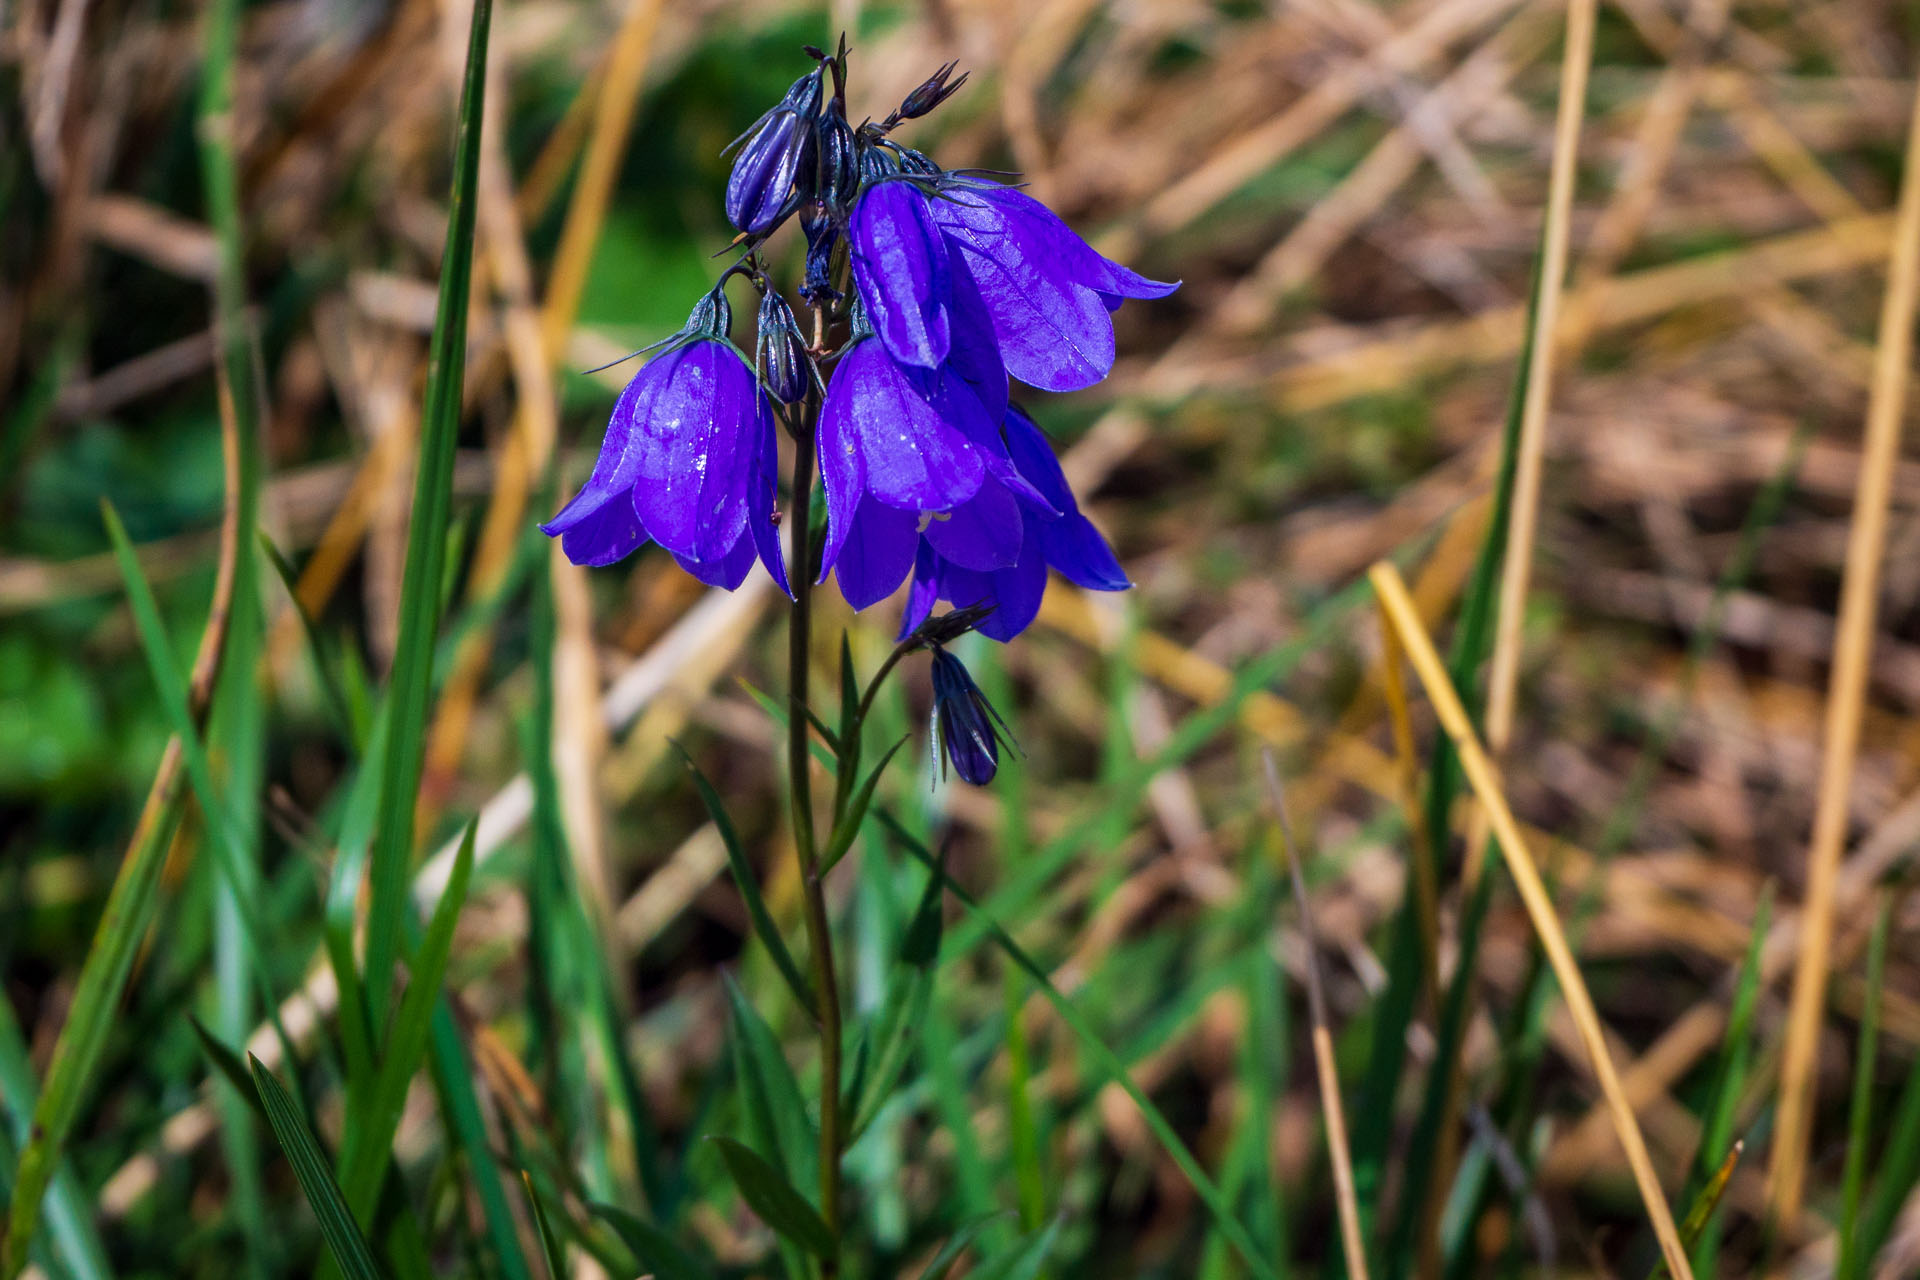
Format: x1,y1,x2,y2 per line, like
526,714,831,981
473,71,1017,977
755,290,815,404
897,61,967,121
725,67,826,234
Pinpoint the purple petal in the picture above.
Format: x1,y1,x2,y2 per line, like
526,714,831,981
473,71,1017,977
747,389,791,598
896,543,940,641
817,367,866,579
924,474,1022,571
1042,514,1129,591
556,496,649,567
941,528,1048,642
674,529,759,591
930,193,1116,392
851,181,952,369
944,251,1008,426
964,182,1179,299
1000,406,1075,516
838,340,986,514
626,340,761,564
542,358,663,537
833,496,921,610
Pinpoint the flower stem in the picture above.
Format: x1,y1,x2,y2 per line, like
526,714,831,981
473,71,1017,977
784,399,842,1267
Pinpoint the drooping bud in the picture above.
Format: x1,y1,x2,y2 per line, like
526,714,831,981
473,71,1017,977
755,290,816,404
928,646,1016,785
897,61,967,121
725,67,826,234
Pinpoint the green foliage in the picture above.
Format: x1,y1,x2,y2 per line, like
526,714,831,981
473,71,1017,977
249,1057,387,1280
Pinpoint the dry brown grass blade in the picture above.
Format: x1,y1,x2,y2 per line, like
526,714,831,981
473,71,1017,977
1261,750,1369,1280
1368,559,1694,1280
1770,66,1920,1226
1479,0,1598,766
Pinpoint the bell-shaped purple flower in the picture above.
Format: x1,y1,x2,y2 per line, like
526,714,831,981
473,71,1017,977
897,406,1127,642
725,68,825,234
927,177,1178,392
816,332,1001,576
542,295,788,595
929,646,1015,785
849,175,953,369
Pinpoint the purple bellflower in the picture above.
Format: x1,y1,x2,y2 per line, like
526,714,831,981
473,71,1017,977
549,44,1175,653
542,291,789,594
896,406,1128,642
925,176,1178,391
928,646,1015,785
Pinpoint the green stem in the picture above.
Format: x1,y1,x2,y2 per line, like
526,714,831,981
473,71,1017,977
785,400,842,1268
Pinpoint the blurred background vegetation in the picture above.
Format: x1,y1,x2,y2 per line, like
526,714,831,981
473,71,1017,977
7,0,1920,1275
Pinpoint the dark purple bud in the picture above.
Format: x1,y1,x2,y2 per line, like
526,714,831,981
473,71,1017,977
800,207,843,308
725,67,826,233
898,61,968,120
755,290,815,404
814,100,858,217
929,647,1015,785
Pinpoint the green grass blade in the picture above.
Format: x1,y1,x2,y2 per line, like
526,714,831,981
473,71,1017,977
261,533,361,747
0,996,111,1280
820,735,907,874
915,1214,1007,1280
1364,248,1544,1267
1837,893,1894,1280
361,0,493,1022
724,975,819,1198
338,821,476,1224
428,1000,536,1280
710,1136,838,1259
590,1202,713,1280
1,762,185,1276
679,748,816,1017
946,575,1372,973
521,1170,569,1278
973,1218,1063,1280
886,814,1280,1280
249,1056,387,1280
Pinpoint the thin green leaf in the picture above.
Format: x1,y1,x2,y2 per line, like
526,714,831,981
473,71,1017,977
1837,894,1894,1280
189,1016,270,1125
0,993,111,1280
723,975,818,1197
520,1172,569,1278
914,1214,1007,1280
1676,881,1771,1276
820,735,908,874
589,1203,713,1280
430,1002,535,1280
338,821,476,1225
361,0,493,1023
249,1056,386,1280
972,1218,1063,1280
710,1136,837,1260
260,533,360,747
837,632,860,758
847,857,943,1139
885,814,1280,1280
678,747,815,1018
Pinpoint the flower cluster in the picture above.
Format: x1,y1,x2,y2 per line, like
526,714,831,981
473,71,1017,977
544,43,1176,780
